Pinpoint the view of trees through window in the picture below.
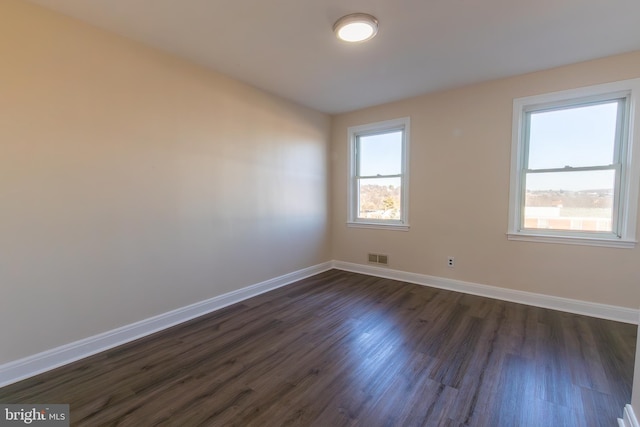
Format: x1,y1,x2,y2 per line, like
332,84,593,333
358,183,401,220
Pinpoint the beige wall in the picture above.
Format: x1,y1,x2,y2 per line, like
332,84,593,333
0,0,331,364
1,0,637,381
331,51,640,309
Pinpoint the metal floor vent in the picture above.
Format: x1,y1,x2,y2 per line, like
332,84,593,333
368,253,388,265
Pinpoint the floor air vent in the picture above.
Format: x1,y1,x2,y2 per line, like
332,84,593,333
368,253,388,265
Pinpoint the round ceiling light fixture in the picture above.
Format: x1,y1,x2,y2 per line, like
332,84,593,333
333,13,378,43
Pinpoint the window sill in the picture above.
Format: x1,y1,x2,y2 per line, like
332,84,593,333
506,232,637,248
347,221,410,231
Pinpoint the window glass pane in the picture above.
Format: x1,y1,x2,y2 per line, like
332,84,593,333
524,170,615,232
357,131,402,176
358,177,401,220
528,101,619,169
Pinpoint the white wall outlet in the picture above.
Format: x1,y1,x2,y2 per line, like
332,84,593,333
447,257,455,268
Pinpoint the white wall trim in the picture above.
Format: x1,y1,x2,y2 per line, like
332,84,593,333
1,260,636,389
619,404,639,427
331,261,639,325
0,262,333,389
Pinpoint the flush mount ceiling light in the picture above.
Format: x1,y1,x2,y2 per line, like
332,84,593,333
333,13,378,43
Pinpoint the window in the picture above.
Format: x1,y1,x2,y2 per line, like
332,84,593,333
348,117,410,230
508,79,640,247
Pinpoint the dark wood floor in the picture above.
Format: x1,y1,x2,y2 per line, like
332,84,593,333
0,270,636,426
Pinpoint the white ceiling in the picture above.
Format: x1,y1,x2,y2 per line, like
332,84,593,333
27,0,640,114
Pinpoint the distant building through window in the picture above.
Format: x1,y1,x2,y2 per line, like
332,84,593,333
508,79,640,247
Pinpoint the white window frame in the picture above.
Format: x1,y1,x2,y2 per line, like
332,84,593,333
507,78,640,248
347,117,410,231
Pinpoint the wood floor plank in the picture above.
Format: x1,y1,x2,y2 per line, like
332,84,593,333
0,269,635,426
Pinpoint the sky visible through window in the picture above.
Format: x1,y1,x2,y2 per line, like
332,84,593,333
358,103,619,192
527,101,619,191
357,103,619,191
358,130,402,186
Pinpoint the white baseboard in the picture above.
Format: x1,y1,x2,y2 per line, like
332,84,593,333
331,261,639,324
1,260,636,389
0,262,333,389
619,404,639,427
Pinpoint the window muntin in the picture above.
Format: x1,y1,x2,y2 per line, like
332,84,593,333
348,118,409,229
508,79,640,248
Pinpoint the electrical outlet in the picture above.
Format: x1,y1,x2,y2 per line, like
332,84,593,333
447,257,455,268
